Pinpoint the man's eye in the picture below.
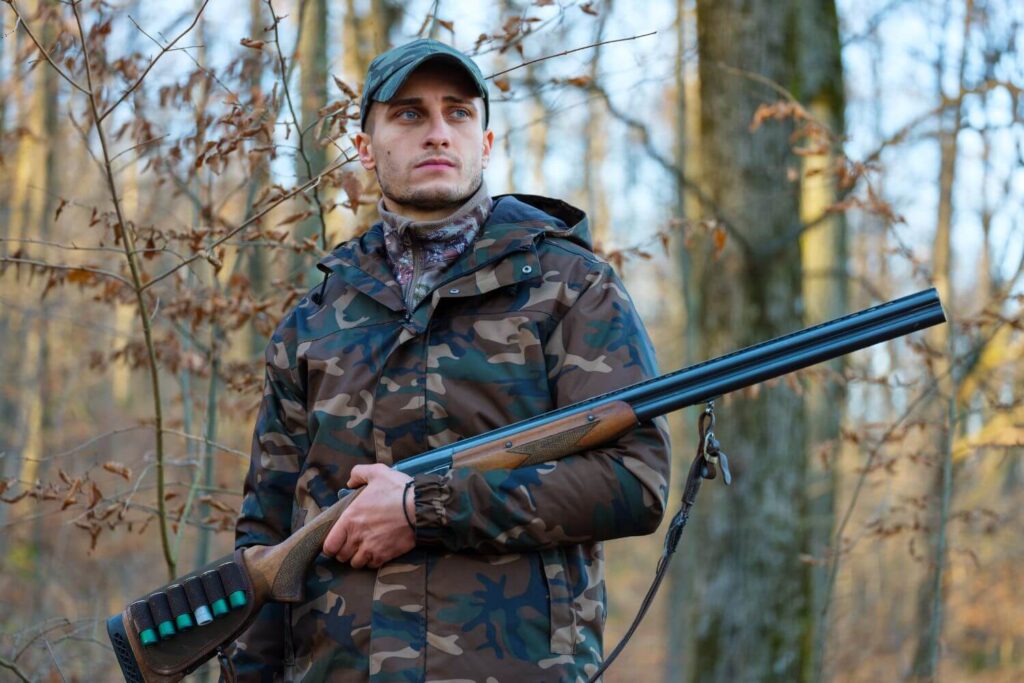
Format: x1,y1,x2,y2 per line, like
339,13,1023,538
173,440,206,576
450,109,471,119
398,110,419,120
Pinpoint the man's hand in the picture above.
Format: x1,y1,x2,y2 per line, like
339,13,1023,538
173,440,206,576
322,464,416,569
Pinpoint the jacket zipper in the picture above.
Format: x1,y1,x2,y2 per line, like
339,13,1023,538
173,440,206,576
405,236,421,315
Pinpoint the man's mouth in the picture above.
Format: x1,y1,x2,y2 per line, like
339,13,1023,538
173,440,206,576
415,157,457,170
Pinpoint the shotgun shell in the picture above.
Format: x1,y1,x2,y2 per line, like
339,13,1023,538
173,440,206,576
200,569,230,617
166,584,195,630
128,600,159,647
183,576,213,626
146,592,176,640
217,562,248,609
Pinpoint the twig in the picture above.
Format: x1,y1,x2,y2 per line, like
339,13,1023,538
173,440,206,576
0,255,134,288
71,0,178,579
818,302,1005,624
588,83,753,257
98,0,213,123
127,14,238,102
22,426,146,462
141,152,356,292
108,133,169,163
161,428,247,459
820,373,941,620
0,236,126,255
7,0,89,95
486,31,657,80
266,0,329,251
0,654,30,683
43,639,66,683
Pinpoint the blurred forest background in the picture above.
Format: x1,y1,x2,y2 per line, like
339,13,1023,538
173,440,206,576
0,0,1021,680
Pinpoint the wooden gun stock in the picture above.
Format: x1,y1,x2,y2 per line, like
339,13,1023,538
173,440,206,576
108,289,946,681
107,402,638,681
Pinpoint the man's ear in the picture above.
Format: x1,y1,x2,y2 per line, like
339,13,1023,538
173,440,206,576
354,131,375,171
480,129,495,170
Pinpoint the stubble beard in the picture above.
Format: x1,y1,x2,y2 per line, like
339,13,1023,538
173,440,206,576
376,164,483,214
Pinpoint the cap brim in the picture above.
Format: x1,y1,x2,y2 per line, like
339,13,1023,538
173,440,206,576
373,53,488,103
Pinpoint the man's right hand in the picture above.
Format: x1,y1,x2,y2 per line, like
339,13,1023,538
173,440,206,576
322,464,416,569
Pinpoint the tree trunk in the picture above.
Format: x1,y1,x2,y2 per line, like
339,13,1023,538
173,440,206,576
664,0,705,678
292,0,328,281
10,0,59,595
793,2,846,680
909,1,970,679
685,1,810,679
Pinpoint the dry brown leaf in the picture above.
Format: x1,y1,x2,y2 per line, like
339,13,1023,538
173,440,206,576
240,37,265,50
199,495,237,514
102,461,132,481
61,479,82,510
332,75,358,99
66,268,96,284
341,171,362,215
712,225,727,257
277,211,311,227
493,77,511,93
88,482,103,509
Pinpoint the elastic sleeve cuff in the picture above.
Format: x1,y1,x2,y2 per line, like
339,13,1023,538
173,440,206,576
413,473,449,544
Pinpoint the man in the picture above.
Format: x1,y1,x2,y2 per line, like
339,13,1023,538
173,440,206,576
230,39,670,682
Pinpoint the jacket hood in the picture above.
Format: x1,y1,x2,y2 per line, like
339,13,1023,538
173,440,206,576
489,193,592,251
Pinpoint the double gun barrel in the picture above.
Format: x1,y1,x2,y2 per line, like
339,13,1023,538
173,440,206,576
107,288,948,682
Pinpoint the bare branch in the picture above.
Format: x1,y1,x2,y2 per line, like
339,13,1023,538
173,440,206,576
126,13,238,101
71,0,177,578
588,83,753,257
266,0,329,251
43,640,66,683
108,133,169,163
7,0,90,95
486,31,658,81
0,255,134,288
0,654,30,683
161,428,248,459
0,237,125,255
98,0,213,123
141,152,357,292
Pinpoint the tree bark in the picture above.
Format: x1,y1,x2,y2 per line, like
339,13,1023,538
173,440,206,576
293,0,328,279
909,1,970,679
793,2,846,680
685,1,811,679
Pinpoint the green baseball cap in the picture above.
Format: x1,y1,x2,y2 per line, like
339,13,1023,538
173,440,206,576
360,39,490,131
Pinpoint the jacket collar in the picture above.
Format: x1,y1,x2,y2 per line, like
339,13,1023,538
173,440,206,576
315,194,591,313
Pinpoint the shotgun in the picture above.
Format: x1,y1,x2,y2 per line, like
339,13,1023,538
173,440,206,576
107,288,946,682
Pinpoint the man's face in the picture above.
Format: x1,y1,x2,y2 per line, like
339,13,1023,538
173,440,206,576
355,62,494,221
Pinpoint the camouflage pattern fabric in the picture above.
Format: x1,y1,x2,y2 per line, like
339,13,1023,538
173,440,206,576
230,194,671,682
379,181,492,310
360,38,490,131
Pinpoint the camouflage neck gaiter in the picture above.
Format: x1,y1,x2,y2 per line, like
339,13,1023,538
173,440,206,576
378,181,492,309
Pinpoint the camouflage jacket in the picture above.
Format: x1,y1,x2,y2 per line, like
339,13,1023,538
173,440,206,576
231,194,671,682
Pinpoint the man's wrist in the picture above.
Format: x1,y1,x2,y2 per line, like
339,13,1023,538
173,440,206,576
401,479,416,531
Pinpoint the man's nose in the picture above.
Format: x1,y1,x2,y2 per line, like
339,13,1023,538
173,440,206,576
422,113,452,147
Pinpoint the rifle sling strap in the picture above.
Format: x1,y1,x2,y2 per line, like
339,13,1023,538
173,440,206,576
587,402,729,682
